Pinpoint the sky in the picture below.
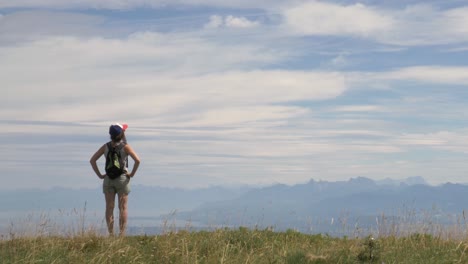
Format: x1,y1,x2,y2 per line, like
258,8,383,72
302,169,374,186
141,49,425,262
2,0,468,190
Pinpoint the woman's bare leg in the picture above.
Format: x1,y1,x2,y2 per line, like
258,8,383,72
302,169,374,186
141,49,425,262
105,192,116,235
118,193,129,236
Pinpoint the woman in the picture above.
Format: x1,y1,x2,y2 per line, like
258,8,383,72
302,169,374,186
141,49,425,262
90,123,140,236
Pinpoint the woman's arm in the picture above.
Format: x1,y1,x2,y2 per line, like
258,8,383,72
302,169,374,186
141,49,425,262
90,144,106,179
124,144,141,178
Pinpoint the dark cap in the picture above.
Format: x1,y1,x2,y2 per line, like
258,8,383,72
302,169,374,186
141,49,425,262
109,123,128,136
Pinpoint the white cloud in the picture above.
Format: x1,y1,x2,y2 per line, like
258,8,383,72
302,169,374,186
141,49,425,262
328,54,349,68
282,2,468,46
204,15,259,29
0,33,347,125
3,1,468,189
283,1,394,37
224,15,259,28
3,70,346,125
0,31,280,85
0,0,297,10
333,105,383,112
204,15,223,28
374,5,468,46
185,106,308,126
348,66,468,88
0,11,106,43
0,0,138,9
395,130,468,153
384,66,468,84
443,7,468,35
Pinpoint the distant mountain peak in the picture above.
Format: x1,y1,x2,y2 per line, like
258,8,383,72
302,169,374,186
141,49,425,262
404,176,427,185
349,177,375,184
376,176,428,186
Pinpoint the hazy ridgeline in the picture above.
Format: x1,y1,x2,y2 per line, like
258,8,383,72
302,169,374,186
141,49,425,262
3,177,468,263
2,177,468,238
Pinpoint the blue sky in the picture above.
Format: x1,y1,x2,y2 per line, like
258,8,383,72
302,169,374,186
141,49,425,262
2,0,468,190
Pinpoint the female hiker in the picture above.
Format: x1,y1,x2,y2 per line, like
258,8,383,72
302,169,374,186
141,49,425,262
90,123,141,236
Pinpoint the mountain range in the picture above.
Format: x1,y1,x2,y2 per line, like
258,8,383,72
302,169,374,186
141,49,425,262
2,176,468,237
163,176,468,236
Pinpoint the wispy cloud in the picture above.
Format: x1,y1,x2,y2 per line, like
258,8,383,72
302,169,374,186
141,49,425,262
1,30,347,126
283,2,394,37
395,130,468,153
0,0,297,10
333,105,384,112
2,1,468,189
377,5,468,45
281,2,468,46
205,15,260,29
348,66,468,89
0,11,106,43
384,66,468,84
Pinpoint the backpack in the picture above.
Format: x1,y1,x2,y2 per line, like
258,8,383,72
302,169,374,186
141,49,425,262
105,142,127,179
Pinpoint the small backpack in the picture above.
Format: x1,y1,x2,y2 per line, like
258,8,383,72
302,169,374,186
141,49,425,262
105,142,127,179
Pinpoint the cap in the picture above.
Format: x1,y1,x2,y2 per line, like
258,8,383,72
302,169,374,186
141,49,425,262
109,123,128,137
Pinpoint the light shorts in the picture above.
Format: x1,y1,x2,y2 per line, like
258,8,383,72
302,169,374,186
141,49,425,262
103,174,131,195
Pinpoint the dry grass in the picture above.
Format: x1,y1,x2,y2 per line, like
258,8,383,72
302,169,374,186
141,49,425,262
2,208,468,263
2,227,468,263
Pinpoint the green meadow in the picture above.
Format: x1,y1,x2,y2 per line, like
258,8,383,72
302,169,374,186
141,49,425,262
2,225,468,263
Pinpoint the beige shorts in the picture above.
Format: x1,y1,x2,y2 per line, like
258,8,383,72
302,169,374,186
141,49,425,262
103,174,131,194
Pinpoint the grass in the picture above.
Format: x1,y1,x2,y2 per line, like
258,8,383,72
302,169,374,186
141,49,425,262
3,207,468,263
2,227,468,263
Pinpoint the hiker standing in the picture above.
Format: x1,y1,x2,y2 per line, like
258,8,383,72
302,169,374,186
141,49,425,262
90,123,141,236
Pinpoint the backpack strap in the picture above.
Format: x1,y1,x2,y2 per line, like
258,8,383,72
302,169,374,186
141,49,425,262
117,142,127,151
107,141,126,151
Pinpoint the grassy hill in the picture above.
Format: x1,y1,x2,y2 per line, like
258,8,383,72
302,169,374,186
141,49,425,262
2,227,468,263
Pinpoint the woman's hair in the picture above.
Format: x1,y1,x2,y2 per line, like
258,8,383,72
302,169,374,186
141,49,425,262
111,131,125,142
